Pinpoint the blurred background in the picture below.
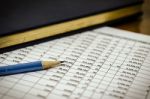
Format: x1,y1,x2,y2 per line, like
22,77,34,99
116,0,150,35
141,0,150,34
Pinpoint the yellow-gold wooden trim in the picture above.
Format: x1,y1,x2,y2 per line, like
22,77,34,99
0,4,141,49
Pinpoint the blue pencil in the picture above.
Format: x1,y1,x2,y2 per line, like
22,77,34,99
0,60,64,76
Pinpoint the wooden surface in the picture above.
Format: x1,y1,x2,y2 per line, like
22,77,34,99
115,1,150,36
115,17,141,33
115,17,150,36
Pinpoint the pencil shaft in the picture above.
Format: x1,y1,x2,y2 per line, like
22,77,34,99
0,61,42,76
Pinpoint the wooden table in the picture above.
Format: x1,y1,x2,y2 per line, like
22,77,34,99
115,1,150,36
115,18,141,33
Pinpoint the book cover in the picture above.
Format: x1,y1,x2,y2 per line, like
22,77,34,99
0,0,143,48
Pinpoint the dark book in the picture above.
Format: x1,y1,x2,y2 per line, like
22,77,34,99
0,0,143,48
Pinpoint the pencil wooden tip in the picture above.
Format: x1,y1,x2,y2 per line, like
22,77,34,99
42,60,66,69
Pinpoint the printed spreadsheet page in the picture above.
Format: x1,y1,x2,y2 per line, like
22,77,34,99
0,27,150,99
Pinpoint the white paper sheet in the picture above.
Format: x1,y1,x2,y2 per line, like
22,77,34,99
0,27,150,99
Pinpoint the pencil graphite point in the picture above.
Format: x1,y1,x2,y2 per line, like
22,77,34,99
60,61,65,63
